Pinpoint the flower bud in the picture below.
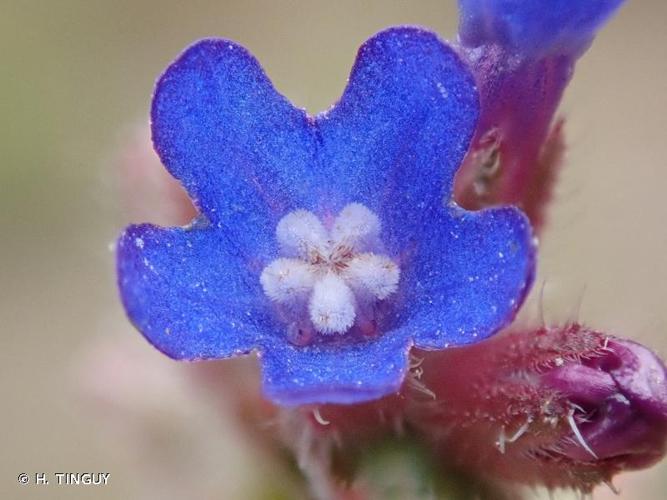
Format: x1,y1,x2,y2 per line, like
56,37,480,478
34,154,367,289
408,324,667,493
454,1,625,232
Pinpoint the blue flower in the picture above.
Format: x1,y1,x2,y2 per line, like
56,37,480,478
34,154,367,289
458,0,625,59
116,27,535,406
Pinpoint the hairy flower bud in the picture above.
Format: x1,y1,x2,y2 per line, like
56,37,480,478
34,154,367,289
408,324,667,493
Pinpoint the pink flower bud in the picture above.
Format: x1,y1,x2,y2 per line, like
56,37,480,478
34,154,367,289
408,324,667,493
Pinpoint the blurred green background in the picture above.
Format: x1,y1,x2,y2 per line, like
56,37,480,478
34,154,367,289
2,1,666,498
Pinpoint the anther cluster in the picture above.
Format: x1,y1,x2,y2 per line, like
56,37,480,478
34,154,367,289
261,203,400,338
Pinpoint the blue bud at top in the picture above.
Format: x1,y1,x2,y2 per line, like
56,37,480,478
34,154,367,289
459,0,625,58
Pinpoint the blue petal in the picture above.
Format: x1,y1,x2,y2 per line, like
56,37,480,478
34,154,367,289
260,333,412,406
397,205,535,349
151,39,319,260
316,27,479,250
459,0,625,58
117,223,276,360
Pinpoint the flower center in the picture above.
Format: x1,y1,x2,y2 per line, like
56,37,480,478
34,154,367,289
260,203,400,341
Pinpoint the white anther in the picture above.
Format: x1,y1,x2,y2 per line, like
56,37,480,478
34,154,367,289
308,273,356,334
276,209,329,258
260,258,316,304
331,203,380,250
344,253,400,300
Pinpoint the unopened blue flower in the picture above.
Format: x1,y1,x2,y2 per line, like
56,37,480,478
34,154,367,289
458,0,625,58
116,27,535,406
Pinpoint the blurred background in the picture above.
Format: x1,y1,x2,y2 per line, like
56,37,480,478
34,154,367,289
1,1,666,498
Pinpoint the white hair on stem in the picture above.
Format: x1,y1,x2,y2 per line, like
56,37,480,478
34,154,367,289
567,408,598,459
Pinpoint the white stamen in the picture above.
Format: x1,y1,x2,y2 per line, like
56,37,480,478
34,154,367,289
309,273,356,334
276,209,329,258
260,258,316,304
262,203,399,338
344,253,400,300
331,203,380,251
